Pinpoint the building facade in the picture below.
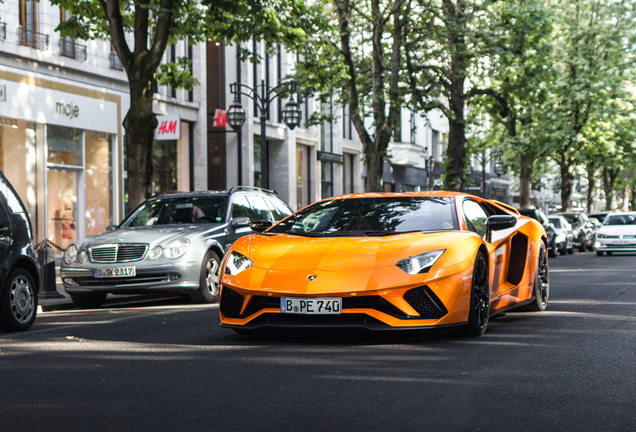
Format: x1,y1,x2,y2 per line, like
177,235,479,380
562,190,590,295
0,0,207,252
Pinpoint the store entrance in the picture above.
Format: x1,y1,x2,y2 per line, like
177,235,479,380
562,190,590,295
47,168,81,250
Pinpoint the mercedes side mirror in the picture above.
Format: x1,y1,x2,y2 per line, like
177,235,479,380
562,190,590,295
231,217,251,229
486,215,517,242
106,224,118,232
250,220,273,233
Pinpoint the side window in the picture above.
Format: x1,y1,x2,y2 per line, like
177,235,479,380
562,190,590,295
231,195,255,221
247,195,273,221
0,178,26,213
463,200,489,238
271,198,293,219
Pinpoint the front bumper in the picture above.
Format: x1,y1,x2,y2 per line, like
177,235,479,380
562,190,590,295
595,241,636,252
61,261,201,294
218,285,458,330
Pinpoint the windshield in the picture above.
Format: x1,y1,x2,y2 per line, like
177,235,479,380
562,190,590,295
549,218,562,228
519,209,539,222
121,197,227,227
561,214,580,225
604,214,636,226
267,197,458,236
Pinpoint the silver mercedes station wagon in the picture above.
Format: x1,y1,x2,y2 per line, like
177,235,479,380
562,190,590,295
61,187,292,308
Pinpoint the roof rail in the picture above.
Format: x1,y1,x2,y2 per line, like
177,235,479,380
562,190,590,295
228,186,278,195
150,190,185,198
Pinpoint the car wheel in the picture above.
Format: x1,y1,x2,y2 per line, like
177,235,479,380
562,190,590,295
596,251,604,256
559,247,567,256
579,238,586,253
549,240,558,258
0,268,37,332
462,250,489,337
70,293,107,309
191,250,221,303
607,251,613,256
524,243,549,312
567,246,574,255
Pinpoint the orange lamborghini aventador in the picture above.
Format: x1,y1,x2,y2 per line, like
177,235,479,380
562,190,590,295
219,192,549,336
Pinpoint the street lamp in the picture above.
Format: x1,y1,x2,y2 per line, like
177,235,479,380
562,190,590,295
228,80,302,189
494,157,505,177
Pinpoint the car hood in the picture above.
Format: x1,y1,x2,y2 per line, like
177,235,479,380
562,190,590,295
599,225,636,236
75,224,227,248
247,231,469,272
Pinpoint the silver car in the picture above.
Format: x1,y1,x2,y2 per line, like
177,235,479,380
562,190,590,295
61,188,292,308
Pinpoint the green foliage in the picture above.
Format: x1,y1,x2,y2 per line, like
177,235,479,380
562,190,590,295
156,57,199,90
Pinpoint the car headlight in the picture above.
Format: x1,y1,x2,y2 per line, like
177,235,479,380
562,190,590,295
225,251,253,275
78,250,88,264
597,233,608,238
164,239,190,259
64,244,78,264
148,246,163,260
396,249,445,275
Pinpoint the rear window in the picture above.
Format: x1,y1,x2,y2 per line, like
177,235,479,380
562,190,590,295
549,218,562,228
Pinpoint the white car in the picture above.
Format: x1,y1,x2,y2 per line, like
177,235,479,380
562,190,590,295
595,212,636,256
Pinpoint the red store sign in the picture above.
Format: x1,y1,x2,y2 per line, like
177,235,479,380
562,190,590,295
154,115,181,140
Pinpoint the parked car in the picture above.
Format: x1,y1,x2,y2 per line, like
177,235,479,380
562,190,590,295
595,211,636,256
518,207,558,257
61,187,293,309
552,212,595,252
548,216,574,255
588,211,612,226
0,171,40,331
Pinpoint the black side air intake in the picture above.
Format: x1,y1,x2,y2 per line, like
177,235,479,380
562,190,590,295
220,287,245,318
403,286,448,319
507,233,528,286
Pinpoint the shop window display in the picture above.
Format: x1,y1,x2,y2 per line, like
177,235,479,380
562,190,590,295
85,132,113,235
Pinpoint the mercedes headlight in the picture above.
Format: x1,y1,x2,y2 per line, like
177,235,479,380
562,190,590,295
164,239,190,259
396,249,445,275
148,246,163,260
63,244,78,264
78,250,88,264
225,251,253,275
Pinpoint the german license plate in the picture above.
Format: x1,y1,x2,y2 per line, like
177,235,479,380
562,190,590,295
94,266,136,278
281,297,342,314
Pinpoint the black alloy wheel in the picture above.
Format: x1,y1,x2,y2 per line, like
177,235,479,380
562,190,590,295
463,251,490,336
525,243,549,311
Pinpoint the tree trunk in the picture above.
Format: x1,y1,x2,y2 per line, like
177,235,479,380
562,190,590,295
365,139,384,192
622,185,629,211
519,152,533,209
586,161,595,213
124,76,157,210
445,80,466,191
559,154,574,212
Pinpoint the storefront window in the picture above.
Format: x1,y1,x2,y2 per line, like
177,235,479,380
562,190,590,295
152,139,177,193
0,118,37,222
47,169,79,249
47,125,82,166
86,132,113,235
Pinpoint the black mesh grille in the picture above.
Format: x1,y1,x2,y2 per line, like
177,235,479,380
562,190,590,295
507,233,528,286
220,287,245,318
403,286,448,319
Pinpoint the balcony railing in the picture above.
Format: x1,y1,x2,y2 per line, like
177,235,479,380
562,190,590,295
17,27,49,50
109,51,123,71
0,22,6,41
58,38,87,61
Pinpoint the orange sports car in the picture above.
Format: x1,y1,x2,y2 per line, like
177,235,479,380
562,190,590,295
219,192,549,336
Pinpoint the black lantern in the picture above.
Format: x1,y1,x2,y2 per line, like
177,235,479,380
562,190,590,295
282,97,302,130
226,99,246,132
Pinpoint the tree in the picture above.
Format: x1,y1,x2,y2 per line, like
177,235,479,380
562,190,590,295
53,0,315,208
545,0,635,212
294,0,409,192
468,0,554,208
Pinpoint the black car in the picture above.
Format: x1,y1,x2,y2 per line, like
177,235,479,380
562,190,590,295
0,171,40,331
553,212,595,252
519,207,558,258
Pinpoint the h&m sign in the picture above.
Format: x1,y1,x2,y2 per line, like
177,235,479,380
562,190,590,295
154,115,181,140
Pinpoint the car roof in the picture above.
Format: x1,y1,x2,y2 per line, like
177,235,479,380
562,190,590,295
148,187,278,201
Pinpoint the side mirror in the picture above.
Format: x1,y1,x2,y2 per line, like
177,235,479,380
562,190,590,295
231,216,251,229
486,215,517,242
250,220,273,233
106,224,118,232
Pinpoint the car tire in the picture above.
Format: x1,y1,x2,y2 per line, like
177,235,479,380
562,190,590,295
559,247,567,256
607,251,613,256
524,243,549,312
579,238,586,253
596,251,604,256
567,246,574,255
549,241,558,258
70,293,107,309
0,268,38,332
462,250,489,337
190,250,221,304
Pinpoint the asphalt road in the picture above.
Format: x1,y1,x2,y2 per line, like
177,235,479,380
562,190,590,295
1,251,635,432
